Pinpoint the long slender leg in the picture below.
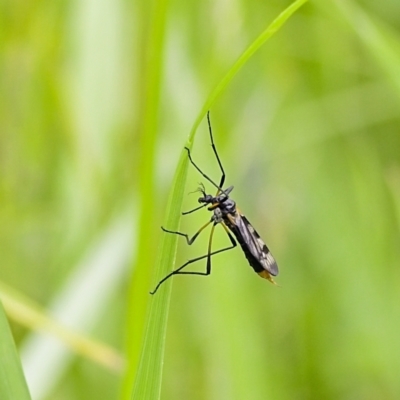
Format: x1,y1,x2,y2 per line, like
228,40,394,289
162,220,212,245
184,147,221,192
182,203,207,216
183,113,226,194
150,223,237,294
207,111,226,189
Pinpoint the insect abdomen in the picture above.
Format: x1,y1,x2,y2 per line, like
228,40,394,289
229,224,266,273
226,214,278,284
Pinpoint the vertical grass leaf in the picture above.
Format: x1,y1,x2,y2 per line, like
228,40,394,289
131,0,308,399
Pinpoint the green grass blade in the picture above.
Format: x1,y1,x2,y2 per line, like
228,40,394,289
131,1,308,399
332,0,400,98
0,300,31,400
123,0,170,396
188,0,309,141
131,151,189,400
0,281,125,373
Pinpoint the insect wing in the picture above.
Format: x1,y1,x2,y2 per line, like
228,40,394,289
234,213,278,276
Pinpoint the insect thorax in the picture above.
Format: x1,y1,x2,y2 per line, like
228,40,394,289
221,198,236,214
212,207,223,223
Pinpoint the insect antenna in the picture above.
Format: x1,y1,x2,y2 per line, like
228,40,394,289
182,183,207,215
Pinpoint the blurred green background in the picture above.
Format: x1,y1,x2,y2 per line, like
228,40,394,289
1,0,400,399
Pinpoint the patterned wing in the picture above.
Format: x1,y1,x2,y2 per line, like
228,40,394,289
234,213,278,277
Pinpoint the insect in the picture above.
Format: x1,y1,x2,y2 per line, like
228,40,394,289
150,112,278,295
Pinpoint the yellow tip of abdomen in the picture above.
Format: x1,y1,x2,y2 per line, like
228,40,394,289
258,270,279,286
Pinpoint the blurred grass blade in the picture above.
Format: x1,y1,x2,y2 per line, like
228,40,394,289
188,0,309,141
124,0,170,394
18,210,132,400
0,300,31,400
1,210,132,399
333,0,400,98
131,1,308,399
0,281,125,371
131,149,189,400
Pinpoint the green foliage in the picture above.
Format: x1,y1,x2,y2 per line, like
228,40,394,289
0,301,31,400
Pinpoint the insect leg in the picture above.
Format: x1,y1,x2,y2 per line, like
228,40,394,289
150,223,237,294
207,111,226,191
182,203,207,216
184,147,222,192
161,220,212,245
177,222,237,277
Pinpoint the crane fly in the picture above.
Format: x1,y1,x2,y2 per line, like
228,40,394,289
150,112,278,294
